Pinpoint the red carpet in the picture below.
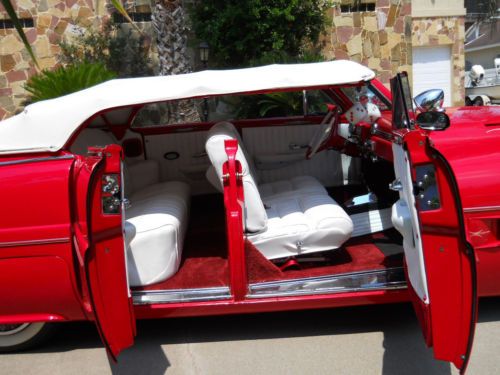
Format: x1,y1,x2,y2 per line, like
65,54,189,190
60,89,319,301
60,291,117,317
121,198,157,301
133,194,403,291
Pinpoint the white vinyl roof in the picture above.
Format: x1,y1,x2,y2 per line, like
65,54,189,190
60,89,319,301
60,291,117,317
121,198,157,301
0,60,375,155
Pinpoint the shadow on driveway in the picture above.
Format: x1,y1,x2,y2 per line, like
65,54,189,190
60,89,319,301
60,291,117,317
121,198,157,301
15,297,500,374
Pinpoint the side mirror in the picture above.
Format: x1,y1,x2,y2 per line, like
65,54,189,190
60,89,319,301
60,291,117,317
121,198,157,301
414,89,445,112
416,111,450,131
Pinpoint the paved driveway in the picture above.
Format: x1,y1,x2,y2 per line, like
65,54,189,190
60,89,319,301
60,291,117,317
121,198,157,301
2,298,500,375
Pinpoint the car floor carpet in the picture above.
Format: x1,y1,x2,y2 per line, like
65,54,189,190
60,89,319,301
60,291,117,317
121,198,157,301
134,194,403,291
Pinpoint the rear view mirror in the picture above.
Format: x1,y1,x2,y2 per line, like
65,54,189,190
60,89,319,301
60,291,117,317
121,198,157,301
416,111,450,131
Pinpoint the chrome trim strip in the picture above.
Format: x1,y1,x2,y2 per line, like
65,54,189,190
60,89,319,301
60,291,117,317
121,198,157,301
371,128,394,141
0,155,74,167
248,268,406,298
132,286,231,305
0,237,71,248
463,205,500,213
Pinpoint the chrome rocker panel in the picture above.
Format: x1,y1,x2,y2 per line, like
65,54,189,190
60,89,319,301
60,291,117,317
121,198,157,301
247,267,406,298
132,268,406,304
132,286,232,305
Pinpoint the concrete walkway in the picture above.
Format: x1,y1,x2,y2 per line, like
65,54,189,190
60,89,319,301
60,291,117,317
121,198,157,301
2,298,500,375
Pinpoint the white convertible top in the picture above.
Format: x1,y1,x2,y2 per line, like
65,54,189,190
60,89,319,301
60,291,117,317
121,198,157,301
0,60,375,154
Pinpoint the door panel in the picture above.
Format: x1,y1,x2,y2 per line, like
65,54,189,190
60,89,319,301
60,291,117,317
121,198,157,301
242,125,362,186
73,145,135,360
144,131,214,195
391,131,477,372
392,143,429,302
390,71,477,372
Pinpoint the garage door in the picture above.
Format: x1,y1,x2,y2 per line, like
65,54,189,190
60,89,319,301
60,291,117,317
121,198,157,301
412,46,452,107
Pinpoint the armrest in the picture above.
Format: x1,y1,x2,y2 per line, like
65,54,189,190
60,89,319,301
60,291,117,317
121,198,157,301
127,159,160,193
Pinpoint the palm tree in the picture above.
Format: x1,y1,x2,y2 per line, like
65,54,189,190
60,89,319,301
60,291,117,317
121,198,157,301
151,0,199,123
151,0,191,76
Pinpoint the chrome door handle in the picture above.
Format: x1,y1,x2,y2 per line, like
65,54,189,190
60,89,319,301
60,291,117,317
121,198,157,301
389,179,403,192
289,143,309,151
192,151,208,158
122,198,131,209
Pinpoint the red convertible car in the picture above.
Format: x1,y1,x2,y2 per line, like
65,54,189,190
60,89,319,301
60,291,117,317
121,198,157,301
1,60,499,373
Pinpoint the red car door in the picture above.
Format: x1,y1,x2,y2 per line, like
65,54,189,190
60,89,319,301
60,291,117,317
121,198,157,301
73,144,135,360
390,73,477,373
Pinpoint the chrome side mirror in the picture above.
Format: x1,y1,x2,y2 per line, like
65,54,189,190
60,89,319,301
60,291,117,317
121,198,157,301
414,89,445,112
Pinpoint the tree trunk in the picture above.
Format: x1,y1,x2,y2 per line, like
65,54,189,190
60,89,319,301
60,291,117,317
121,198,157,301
152,0,200,123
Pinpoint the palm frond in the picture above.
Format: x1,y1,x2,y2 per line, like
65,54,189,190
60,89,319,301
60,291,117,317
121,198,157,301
0,0,39,69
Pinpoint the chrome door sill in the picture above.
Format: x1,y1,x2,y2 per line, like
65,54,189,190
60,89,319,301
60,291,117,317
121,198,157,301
247,267,406,298
132,286,231,305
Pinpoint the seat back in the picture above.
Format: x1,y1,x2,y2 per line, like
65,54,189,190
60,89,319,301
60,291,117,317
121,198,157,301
205,122,267,233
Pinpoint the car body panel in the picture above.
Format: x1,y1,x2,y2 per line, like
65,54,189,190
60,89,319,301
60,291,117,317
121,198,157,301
0,156,86,324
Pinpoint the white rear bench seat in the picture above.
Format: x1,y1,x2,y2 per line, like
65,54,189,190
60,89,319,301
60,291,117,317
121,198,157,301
205,122,353,260
70,128,190,286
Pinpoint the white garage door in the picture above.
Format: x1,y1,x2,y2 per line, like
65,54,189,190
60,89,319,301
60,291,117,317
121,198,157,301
412,46,452,107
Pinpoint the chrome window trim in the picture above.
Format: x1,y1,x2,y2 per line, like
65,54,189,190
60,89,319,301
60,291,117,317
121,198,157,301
463,205,500,213
0,237,70,248
0,155,74,167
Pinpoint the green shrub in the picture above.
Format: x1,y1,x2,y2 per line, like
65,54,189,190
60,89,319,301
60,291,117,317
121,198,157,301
24,62,117,103
59,21,154,78
190,0,331,68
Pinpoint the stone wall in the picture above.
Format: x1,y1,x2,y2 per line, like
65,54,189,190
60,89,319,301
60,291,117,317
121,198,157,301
323,0,412,87
412,16,465,106
0,0,466,118
0,0,107,119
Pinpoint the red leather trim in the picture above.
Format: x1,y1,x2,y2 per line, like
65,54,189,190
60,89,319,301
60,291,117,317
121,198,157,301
222,139,247,301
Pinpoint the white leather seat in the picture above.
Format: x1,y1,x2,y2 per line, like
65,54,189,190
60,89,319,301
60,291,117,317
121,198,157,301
70,128,190,286
205,122,327,199
205,121,353,259
124,184,190,286
259,176,326,200
249,193,353,259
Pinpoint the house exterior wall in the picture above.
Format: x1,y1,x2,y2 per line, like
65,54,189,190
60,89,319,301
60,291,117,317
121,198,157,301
323,0,412,87
0,0,107,119
411,0,465,106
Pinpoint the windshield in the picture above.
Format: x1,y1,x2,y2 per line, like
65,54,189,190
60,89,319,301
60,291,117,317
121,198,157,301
340,84,391,111
131,89,338,127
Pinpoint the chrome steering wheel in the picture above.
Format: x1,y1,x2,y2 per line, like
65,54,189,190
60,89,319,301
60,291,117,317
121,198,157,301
306,106,339,160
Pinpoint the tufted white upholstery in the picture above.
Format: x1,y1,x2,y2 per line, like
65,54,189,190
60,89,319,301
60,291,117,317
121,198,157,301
205,121,353,259
258,176,327,200
205,122,267,233
124,184,190,286
205,122,326,197
70,128,190,286
249,193,353,259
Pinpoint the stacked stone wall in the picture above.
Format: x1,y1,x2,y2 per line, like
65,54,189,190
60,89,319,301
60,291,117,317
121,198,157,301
0,0,107,119
323,0,412,87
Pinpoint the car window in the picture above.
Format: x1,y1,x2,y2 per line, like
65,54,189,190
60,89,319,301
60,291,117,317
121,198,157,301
131,99,204,128
341,85,390,111
131,90,337,127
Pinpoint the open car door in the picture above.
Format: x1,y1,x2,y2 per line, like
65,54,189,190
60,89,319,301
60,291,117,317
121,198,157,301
390,73,477,373
73,144,135,360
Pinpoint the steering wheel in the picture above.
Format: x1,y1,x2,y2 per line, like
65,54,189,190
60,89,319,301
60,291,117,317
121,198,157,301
306,105,339,160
